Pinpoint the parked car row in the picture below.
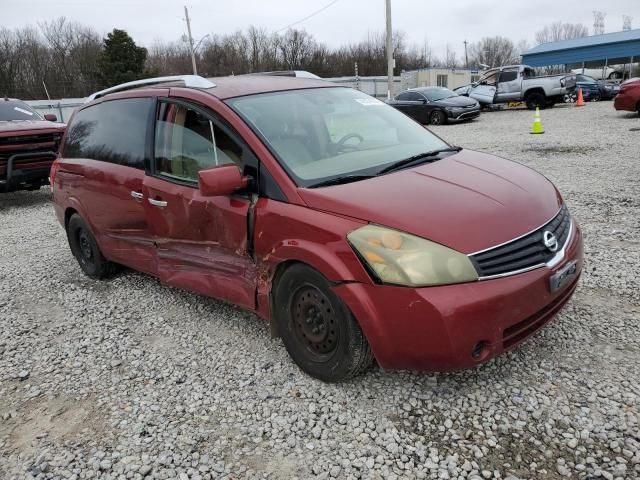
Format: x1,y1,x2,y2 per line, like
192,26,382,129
7,71,636,382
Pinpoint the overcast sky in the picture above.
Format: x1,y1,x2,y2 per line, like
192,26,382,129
3,0,640,58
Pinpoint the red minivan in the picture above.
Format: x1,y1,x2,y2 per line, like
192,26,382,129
51,75,583,381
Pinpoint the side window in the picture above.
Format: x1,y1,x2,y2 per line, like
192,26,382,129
63,98,152,169
499,70,518,83
396,92,410,101
154,102,244,183
407,92,424,101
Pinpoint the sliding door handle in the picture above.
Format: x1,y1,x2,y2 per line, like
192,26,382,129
148,198,168,208
130,191,144,202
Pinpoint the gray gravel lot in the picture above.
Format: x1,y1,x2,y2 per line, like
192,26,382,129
1,101,639,480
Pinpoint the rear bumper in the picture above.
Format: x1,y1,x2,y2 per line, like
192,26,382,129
0,151,57,192
333,221,584,371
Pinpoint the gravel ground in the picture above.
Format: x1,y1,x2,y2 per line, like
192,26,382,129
1,101,639,480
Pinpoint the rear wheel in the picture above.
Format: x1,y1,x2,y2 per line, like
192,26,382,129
526,92,546,110
67,214,117,279
274,264,373,382
591,92,601,102
429,109,446,125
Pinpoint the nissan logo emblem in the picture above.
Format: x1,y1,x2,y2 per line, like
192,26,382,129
543,231,558,252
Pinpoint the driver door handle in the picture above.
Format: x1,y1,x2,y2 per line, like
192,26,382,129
148,198,168,208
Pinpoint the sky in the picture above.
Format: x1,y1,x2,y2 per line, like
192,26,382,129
3,0,640,59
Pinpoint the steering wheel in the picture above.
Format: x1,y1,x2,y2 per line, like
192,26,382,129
332,133,364,154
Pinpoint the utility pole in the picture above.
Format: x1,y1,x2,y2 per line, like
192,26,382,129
385,0,393,99
463,40,469,69
184,5,198,75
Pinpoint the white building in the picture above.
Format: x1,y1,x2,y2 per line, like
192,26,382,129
400,68,481,92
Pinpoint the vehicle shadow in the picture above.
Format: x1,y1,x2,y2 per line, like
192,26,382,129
0,189,51,211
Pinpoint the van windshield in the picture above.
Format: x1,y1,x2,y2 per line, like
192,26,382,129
227,87,449,187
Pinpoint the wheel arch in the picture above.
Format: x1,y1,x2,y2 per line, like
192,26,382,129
524,87,546,100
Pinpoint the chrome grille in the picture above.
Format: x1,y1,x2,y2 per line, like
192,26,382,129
470,205,571,278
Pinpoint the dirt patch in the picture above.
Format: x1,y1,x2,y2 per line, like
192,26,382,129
1,395,105,457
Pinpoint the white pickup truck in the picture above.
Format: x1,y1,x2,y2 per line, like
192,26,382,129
463,65,576,110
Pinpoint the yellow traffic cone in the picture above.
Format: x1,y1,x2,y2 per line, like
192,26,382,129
530,107,545,134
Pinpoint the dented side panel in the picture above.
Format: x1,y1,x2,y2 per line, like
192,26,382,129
252,197,373,319
143,174,256,310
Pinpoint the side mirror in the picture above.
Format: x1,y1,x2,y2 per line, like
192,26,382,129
44,113,58,122
198,164,248,197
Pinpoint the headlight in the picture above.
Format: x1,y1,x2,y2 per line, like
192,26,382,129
347,225,479,287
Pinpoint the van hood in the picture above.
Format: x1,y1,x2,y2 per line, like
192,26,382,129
298,149,562,254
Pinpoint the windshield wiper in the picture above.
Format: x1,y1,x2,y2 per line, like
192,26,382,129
376,146,462,175
307,174,376,188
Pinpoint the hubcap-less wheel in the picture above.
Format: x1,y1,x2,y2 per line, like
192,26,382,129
78,229,94,265
274,264,373,381
66,213,117,279
292,286,338,357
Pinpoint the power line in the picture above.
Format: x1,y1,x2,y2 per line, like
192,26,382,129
276,0,341,33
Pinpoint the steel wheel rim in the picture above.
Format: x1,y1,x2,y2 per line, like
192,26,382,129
78,229,93,264
431,112,442,125
291,285,339,358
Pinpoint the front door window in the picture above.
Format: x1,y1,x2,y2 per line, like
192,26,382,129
155,103,243,183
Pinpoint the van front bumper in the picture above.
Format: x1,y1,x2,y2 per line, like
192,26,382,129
333,223,584,371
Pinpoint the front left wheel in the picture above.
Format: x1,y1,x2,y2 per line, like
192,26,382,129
67,213,117,279
429,110,447,125
274,264,373,382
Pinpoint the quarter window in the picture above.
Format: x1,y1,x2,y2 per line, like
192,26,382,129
154,102,244,183
63,98,153,169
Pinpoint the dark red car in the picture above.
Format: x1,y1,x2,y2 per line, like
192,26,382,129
51,75,583,381
1,98,65,192
614,77,640,115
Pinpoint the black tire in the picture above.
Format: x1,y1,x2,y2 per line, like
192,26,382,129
274,264,373,382
429,109,447,125
526,92,546,110
66,214,117,279
591,92,601,102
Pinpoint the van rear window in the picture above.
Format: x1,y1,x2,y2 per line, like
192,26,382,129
63,98,153,169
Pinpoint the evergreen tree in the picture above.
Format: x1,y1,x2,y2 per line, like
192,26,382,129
98,29,147,87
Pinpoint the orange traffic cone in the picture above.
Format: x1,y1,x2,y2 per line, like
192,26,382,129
575,88,585,107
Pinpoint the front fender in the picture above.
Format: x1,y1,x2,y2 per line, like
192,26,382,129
253,199,372,319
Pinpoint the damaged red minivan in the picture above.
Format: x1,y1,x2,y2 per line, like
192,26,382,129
51,75,583,381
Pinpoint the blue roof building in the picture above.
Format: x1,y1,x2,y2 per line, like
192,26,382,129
522,29,640,67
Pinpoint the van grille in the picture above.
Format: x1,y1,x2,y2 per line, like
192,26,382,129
470,205,571,278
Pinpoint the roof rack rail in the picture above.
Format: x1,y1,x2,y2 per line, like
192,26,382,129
85,75,216,102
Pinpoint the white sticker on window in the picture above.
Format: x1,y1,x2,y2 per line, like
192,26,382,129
14,107,34,116
355,98,385,106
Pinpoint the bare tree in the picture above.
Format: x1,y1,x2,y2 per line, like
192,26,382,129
469,36,518,68
535,22,589,44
